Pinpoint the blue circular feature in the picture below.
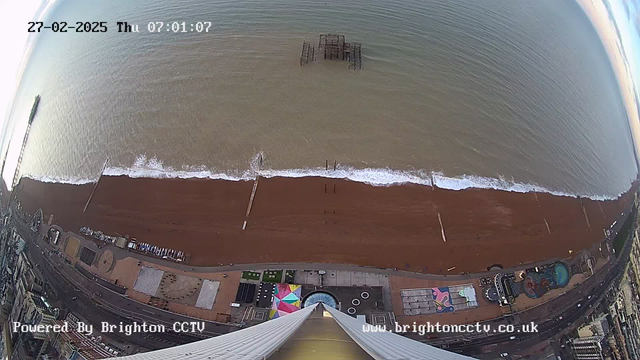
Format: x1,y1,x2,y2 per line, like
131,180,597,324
303,291,338,309
554,263,570,287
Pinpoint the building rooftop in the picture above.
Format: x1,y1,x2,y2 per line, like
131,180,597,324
29,293,53,316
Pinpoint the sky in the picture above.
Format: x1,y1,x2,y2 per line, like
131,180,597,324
0,0,56,188
605,0,640,113
616,0,640,114
609,0,640,94
0,0,639,189
590,0,640,162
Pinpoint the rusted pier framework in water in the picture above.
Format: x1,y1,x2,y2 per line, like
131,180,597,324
299,34,362,69
300,41,316,66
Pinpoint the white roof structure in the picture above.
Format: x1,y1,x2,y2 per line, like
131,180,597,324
195,279,220,310
401,284,479,315
112,304,319,360
112,303,475,360
324,305,475,360
132,266,164,296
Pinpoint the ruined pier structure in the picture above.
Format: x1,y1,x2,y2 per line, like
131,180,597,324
300,34,362,69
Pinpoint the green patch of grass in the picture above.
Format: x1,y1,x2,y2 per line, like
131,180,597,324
242,271,262,281
613,206,636,254
262,270,283,283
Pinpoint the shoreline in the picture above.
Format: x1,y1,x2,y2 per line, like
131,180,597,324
13,176,637,273
19,153,635,201
23,166,633,202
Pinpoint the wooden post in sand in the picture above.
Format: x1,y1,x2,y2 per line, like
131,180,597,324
83,158,108,213
437,212,446,242
543,218,551,234
580,199,591,230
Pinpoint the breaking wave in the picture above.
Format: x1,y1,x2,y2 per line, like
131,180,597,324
23,154,625,201
102,155,254,181
23,175,95,185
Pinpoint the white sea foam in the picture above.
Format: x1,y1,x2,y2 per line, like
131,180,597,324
258,167,432,186
22,154,625,201
102,155,254,181
23,174,95,185
433,173,585,198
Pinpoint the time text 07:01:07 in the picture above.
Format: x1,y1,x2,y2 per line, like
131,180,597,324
147,22,212,33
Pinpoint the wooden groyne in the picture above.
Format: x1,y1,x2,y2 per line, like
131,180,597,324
242,154,263,229
83,158,109,213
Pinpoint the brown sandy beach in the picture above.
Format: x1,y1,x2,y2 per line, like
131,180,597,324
14,176,637,273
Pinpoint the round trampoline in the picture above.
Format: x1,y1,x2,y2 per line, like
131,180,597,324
303,291,338,309
554,262,570,287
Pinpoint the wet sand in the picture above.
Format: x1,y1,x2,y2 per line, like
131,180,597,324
14,176,637,273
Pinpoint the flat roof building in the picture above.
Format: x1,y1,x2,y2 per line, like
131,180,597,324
571,336,604,360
